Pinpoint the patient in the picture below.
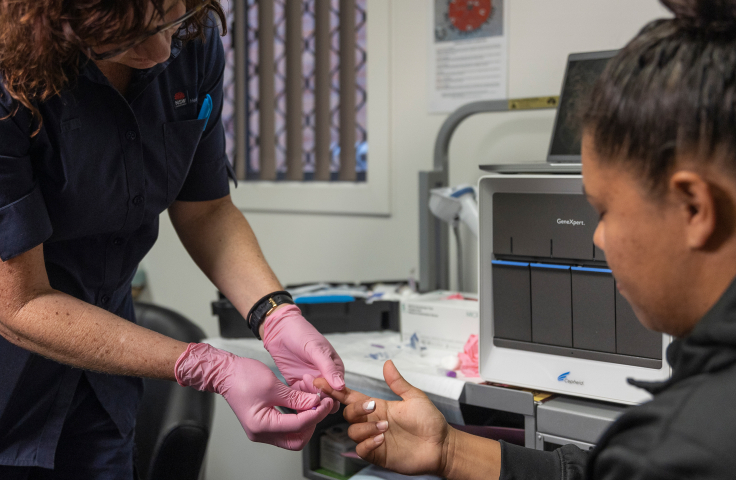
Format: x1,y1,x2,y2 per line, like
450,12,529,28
317,0,736,478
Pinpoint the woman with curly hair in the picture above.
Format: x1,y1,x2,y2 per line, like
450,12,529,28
0,1,344,477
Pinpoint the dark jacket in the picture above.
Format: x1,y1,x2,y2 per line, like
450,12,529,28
501,277,736,479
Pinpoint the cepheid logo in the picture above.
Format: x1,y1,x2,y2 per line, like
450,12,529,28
557,371,584,386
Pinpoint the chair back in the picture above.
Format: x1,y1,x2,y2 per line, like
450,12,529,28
134,302,215,480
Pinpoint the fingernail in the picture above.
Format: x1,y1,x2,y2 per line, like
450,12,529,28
363,400,375,411
333,373,345,389
374,433,384,444
376,421,388,432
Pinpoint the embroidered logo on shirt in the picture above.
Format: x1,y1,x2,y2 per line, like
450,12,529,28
174,91,188,108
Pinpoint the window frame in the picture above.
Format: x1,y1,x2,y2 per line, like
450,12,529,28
229,0,391,216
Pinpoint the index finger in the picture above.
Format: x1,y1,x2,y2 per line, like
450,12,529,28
313,378,370,405
343,397,379,424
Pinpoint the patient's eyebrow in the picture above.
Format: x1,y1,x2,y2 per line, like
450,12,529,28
581,185,603,209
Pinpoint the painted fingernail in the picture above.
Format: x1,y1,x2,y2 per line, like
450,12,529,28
376,421,388,432
374,433,384,444
363,400,375,411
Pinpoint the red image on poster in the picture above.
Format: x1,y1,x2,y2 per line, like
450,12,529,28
448,0,492,32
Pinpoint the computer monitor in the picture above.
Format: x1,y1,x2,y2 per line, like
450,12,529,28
547,50,618,163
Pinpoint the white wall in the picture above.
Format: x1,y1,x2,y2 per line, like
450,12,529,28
145,0,670,335
143,1,670,478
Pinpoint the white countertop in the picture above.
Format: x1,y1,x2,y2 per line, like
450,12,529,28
205,331,483,424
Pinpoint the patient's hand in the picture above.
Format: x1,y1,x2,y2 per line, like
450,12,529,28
314,360,453,477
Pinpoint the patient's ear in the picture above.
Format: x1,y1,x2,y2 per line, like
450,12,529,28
669,170,720,250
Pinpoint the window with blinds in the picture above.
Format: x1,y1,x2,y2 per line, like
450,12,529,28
222,4,237,169
234,0,368,182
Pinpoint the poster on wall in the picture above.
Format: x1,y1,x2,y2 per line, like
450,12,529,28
429,0,508,113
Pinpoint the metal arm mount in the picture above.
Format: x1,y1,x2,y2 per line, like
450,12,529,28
419,100,509,292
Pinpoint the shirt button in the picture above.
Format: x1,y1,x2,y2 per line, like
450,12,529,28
126,131,137,141
132,195,144,206
113,237,124,246
101,295,110,305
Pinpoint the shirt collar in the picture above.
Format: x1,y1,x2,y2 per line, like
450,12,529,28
78,37,183,88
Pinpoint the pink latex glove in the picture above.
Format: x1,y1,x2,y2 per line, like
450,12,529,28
458,334,480,377
263,305,345,407
175,343,333,450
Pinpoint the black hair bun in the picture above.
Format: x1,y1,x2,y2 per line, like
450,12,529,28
661,0,736,32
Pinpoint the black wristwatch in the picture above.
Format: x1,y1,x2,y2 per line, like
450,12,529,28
246,291,295,340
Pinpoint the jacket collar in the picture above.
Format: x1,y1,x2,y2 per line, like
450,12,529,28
630,274,736,395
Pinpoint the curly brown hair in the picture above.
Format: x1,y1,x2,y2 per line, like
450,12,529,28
0,0,227,134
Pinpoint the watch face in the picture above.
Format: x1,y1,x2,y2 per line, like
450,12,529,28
435,0,503,43
448,0,492,32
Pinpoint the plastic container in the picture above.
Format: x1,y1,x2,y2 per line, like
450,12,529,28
212,291,400,338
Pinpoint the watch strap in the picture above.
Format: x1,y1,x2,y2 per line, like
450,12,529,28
247,291,294,340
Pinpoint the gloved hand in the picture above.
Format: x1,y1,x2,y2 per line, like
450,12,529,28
262,305,345,410
175,343,333,450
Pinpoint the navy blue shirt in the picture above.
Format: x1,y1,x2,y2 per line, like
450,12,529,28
0,26,231,468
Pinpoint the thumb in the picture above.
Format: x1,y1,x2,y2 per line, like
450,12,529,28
275,383,322,411
291,373,320,395
305,342,345,391
383,360,425,400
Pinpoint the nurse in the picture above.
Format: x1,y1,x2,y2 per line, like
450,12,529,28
0,0,343,478
319,0,736,478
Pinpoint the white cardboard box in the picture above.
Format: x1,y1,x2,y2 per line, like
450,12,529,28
320,424,363,476
400,291,479,352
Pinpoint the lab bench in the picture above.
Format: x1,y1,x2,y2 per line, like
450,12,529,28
303,382,626,480
302,366,628,480
203,334,626,480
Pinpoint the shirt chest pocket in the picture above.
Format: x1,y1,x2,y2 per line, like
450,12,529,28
162,118,206,205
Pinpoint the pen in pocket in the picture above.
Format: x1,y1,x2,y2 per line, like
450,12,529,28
198,94,213,131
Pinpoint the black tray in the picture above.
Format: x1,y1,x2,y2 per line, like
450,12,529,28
212,292,400,338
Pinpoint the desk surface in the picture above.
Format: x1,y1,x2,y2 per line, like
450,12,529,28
206,332,623,451
206,331,481,400
206,331,483,424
